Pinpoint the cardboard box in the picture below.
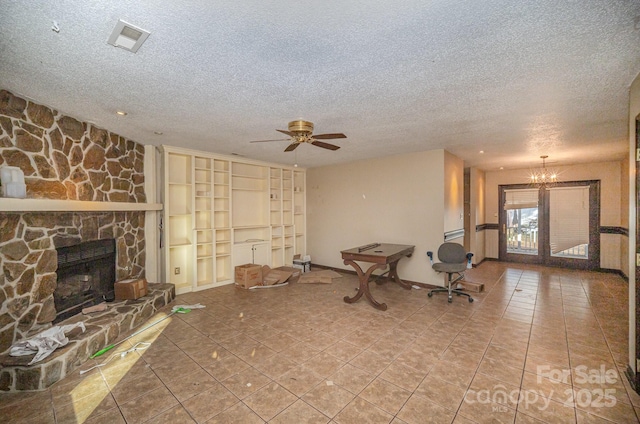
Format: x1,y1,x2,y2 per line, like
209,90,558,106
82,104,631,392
292,254,311,273
298,270,342,284
114,278,148,300
292,260,311,273
235,264,263,289
262,265,293,285
273,266,301,281
460,281,484,293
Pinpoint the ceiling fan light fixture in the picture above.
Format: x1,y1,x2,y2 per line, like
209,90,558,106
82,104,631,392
288,120,314,133
250,119,346,152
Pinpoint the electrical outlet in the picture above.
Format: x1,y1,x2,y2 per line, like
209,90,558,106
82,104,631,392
174,267,180,275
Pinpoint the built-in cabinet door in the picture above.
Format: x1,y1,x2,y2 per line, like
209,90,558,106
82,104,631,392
233,244,254,266
233,242,270,267
253,243,270,266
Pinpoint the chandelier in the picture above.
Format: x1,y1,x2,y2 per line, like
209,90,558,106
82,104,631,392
529,155,558,188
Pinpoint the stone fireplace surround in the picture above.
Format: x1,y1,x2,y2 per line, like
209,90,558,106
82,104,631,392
0,210,146,350
0,90,172,391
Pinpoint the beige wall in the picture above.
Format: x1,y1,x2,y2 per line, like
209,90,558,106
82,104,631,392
621,154,630,277
444,151,465,235
469,167,486,264
628,72,640,373
307,149,461,285
483,161,625,270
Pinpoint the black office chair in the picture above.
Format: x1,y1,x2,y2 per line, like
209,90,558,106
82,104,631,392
427,243,474,303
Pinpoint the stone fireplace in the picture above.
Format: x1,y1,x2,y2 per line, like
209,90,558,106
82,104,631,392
0,90,149,356
0,90,174,392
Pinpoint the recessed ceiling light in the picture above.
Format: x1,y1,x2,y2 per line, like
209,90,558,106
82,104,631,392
479,150,484,154
500,167,504,170
116,111,127,116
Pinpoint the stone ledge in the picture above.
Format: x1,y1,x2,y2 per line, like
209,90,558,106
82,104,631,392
0,198,163,212
0,283,175,392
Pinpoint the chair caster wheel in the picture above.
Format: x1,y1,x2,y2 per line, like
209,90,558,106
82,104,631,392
428,292,433,297
455,292,460,296
469,298,474,303
448,297,452,303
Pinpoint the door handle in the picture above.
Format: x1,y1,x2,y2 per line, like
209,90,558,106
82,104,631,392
502,224,506,234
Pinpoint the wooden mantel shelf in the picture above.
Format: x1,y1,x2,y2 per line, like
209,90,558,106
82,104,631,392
0,198,163,212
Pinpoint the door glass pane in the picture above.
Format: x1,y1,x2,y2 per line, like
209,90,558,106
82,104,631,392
506,207,539,254
504,189,539,255
549,186,589,259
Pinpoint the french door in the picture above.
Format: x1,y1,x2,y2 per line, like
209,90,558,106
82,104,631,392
498,181,600,270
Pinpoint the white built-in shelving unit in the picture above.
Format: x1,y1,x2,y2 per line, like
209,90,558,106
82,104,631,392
293,170,306,258
160,146,305,294
213,159,232,285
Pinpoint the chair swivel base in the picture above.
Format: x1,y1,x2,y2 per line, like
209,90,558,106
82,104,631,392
427,287,474,303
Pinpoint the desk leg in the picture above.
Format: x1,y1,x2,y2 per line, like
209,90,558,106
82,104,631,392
343,259,388,311
388,259,412,290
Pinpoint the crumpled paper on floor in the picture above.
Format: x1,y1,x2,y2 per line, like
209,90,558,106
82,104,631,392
9,322,86,365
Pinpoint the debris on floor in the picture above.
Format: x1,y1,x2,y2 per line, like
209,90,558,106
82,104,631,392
298,270,342,284
459,281,484,292
9,322,86,364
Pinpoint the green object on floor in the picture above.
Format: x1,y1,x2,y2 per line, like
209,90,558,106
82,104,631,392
89,307,189,359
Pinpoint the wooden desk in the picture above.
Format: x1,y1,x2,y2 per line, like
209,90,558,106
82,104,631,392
341,243,415,311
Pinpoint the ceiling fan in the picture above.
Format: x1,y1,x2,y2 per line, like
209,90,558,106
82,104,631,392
250,120,346,152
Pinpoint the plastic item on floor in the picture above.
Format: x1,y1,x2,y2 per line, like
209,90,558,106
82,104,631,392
90,305,203,358
9,322,86,365
171,303,205,312
80,342,150,375
249,281,289,289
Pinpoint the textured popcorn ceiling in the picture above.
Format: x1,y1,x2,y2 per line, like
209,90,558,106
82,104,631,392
1,1,639,170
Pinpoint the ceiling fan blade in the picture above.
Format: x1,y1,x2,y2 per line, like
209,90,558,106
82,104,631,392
312,133,347,140
276,129,296,137
284,142,300,152
249,138,290,143
311,141,340,151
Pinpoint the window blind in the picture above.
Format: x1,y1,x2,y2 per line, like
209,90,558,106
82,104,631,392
504,189,539,210
549,186,589,255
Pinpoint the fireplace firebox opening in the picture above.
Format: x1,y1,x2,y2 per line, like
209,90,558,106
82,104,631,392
54,239,116,323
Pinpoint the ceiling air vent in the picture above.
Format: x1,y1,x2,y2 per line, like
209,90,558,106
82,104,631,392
107,19,150,53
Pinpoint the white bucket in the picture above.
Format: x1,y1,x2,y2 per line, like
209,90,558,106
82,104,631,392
0,166,26,198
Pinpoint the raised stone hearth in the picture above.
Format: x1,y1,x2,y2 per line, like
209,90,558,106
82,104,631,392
0,283,174,392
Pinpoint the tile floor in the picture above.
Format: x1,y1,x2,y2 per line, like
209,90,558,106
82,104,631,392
1,261,639,423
